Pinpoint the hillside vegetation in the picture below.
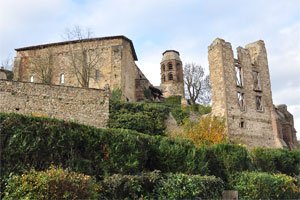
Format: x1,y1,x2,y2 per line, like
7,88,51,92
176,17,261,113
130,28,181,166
1,111,300,199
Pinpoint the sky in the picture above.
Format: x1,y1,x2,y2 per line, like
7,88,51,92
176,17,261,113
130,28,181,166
0,0,299,139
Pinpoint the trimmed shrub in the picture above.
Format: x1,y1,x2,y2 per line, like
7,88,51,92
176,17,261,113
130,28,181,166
207,143,253,189
108,101,170,135
251,147,300,176
232,171,300,199
165,95,181,105
154,173,224,199
3,166,99,200
148,136,209,175
0,112,150,188
100,171,224,199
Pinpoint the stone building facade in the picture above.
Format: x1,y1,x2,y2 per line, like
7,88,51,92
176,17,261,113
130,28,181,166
13,36,152,102
208,38,298,149
160,50,185,98
0,80,109,128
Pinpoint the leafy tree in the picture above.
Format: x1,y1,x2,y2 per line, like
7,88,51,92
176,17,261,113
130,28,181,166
183,116,227,146
183,63,211,104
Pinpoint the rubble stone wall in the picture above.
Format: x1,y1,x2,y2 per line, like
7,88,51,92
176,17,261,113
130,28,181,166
0,80,109,128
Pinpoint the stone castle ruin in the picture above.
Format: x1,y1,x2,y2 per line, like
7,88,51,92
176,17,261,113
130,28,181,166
208,38,298,149
0,35,297,149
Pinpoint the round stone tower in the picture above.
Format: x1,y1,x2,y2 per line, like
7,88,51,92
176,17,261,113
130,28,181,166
160,50,185,98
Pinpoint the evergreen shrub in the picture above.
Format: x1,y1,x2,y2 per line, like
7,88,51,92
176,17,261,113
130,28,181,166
165,95,181,105
99,171,224,199
232,171,300,199
251,147,300,176
108,100,170,135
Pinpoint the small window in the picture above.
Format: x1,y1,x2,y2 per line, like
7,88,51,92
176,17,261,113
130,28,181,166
162,74,166,82
235,65,243,87
176,63,180,70
240,118,245,128
168,63,173,70
60,74,64,84
252,71,262,91
168,73,173,81
256,96,263,111
95,70,100,80
237,92,246,112
177,74,180,82
162,64,165,71
30,75,34,82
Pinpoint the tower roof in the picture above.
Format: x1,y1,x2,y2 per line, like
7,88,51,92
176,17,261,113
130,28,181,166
161,50,181,62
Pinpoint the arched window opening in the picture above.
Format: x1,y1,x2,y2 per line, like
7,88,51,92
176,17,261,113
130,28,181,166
168,63,173,70
60,74,65,84
162,64,165,71
30,75,34,83
162,75,166,82
168,73,173,81
176,63,180,70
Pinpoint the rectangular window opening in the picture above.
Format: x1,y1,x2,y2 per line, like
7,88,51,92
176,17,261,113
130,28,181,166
95,70,100,80
256,96,263,111
240,118,245,128
252,71,262,91
237,92,246,112
235,65,243,87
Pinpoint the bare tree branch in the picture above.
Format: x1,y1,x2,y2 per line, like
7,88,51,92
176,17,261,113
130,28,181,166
184,63,211,104
63,25,101,88
29,48,54,84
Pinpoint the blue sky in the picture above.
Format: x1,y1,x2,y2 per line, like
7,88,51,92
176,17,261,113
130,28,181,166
1,0,299,139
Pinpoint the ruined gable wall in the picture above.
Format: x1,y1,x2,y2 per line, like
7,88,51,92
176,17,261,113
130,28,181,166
208,38,283,148
0,80,109,128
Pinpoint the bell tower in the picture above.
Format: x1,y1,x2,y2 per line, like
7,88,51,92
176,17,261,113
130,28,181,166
160,50,184,98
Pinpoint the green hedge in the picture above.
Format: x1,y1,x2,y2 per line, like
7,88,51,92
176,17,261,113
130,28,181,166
1,112,254,194
232,171,300,199
108,101,170,135
251,147,300,176
100,171,224,199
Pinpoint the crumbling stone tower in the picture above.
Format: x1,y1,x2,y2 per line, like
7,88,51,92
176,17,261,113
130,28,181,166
160,50,184,98
208,38,284,148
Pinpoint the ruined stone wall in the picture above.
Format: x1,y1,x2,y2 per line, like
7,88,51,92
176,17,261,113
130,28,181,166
274,104,299,150
0,80,109,128
12,37,142,102
208,38,283,148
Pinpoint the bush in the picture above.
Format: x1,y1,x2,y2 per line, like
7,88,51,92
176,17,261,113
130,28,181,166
251,147,300,176
0,112,253,194
207,143,253,189
183,116,228,146
232,171,300,199
165,95,181,105
154,173,224,199
170,106,190,124
0,112,150,190
3,166,99,200
148,136,210,175
100,171,224,199
108,101,170,135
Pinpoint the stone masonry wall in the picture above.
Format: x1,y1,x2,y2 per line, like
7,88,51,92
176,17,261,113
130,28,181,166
0,80,109,128
208,38,283,148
